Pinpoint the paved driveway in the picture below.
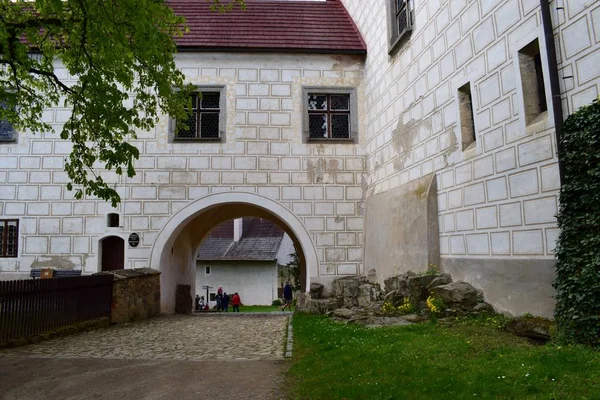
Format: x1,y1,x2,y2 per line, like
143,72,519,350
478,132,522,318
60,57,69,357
0,313,291,399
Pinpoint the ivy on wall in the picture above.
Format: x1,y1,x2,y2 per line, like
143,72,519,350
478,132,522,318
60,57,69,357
554,98,600,347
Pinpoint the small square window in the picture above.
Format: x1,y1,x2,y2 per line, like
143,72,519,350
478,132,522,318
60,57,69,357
303,88,357,143
387,0,413,54
107,213,120,228
0,219,19,258
173,88,225,142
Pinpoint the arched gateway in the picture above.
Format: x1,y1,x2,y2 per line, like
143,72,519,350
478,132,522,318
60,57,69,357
149,192,318,313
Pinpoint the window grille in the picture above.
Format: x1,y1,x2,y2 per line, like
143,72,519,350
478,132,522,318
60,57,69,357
176,92,221,140
388,0,413,53
0,102,17,142
307,94,351,140
0,220,18,258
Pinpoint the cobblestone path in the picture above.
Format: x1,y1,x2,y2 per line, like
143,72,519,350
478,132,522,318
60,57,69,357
0,313,289,361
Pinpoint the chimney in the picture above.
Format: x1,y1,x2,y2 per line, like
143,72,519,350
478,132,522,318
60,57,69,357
233,218,243,242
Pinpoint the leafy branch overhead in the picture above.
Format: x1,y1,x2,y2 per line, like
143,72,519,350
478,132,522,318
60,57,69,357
0,0,243,206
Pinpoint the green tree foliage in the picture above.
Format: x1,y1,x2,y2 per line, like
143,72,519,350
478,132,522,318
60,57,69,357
554,98,600,347
279,250,301,291
0,0,242,206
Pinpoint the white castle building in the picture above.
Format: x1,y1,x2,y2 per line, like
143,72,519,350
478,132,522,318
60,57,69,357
0,0,598,316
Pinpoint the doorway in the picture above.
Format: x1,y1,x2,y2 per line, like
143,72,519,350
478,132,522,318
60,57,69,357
100,236,125,271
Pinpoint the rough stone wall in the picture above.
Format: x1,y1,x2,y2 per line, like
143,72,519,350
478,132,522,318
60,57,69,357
0,53,367,283
95,268,161,324
341,0,600,316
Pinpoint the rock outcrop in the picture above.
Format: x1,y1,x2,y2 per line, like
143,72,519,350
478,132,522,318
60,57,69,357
309,282,324,299
299,270,494,320
430,281,483,311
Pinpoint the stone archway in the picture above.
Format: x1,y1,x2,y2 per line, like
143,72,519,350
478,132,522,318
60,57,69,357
149,192,319,313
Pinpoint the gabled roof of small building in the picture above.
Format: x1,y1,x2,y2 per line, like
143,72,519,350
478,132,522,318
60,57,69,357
197,217,284,261
168,0,367,54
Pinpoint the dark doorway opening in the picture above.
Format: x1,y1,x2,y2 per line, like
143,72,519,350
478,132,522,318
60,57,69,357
101,236,125,271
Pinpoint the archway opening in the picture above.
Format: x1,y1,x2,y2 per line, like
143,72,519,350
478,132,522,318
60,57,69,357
99,236,125,271
149,192,318,313
195,217,299,310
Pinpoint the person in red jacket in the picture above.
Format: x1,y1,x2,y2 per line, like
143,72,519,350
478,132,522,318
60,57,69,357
231,292,241,312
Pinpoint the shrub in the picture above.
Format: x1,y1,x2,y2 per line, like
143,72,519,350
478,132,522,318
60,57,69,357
426,295,445,315
382,298,415,315
272,299,282,306
554,98,600,347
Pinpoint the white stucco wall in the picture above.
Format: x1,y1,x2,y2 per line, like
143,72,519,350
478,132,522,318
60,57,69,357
195,260,277,306
0,52,367,283
339,0,600,316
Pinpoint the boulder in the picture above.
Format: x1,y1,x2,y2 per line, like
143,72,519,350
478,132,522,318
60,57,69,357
425,274,453,290
430,281,482,310
383,271,415,294
472,302,494,312
367,301,384,312
506,317,554,343
331,308,358,319
309,282,324,299
331,276,367,307
332,276,380,308
366,268,378,284
295,292,310,310
357,283,381,308
402,313,427,323
305,298,343,314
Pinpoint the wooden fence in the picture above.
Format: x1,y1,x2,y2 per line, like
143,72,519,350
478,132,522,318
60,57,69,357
0,275,113,344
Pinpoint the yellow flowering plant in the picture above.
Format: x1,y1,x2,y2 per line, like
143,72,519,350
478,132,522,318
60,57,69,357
426,295,446,315
382,298,416,315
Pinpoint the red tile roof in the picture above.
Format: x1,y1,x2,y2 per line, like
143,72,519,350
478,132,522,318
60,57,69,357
168,0,367,54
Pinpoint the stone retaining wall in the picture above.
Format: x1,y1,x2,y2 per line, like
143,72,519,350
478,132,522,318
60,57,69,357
95,268,161,324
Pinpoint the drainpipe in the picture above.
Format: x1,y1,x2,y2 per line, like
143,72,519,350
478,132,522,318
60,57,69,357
540,0,566,186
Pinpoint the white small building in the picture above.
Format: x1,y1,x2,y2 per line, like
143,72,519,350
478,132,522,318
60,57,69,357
195,217,294,306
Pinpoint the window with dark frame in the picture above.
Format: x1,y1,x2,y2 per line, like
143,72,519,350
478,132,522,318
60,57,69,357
0,219,18,258
0,101,17,143
388,0,413,53
394,0,409,37
176,91,221,140
205,266,211,275
307,93,351,140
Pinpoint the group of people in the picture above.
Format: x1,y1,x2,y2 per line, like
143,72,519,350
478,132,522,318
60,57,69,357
195,286,241,312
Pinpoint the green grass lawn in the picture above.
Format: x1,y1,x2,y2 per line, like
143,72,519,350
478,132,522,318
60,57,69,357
286,314,600,400
237,305,283,312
